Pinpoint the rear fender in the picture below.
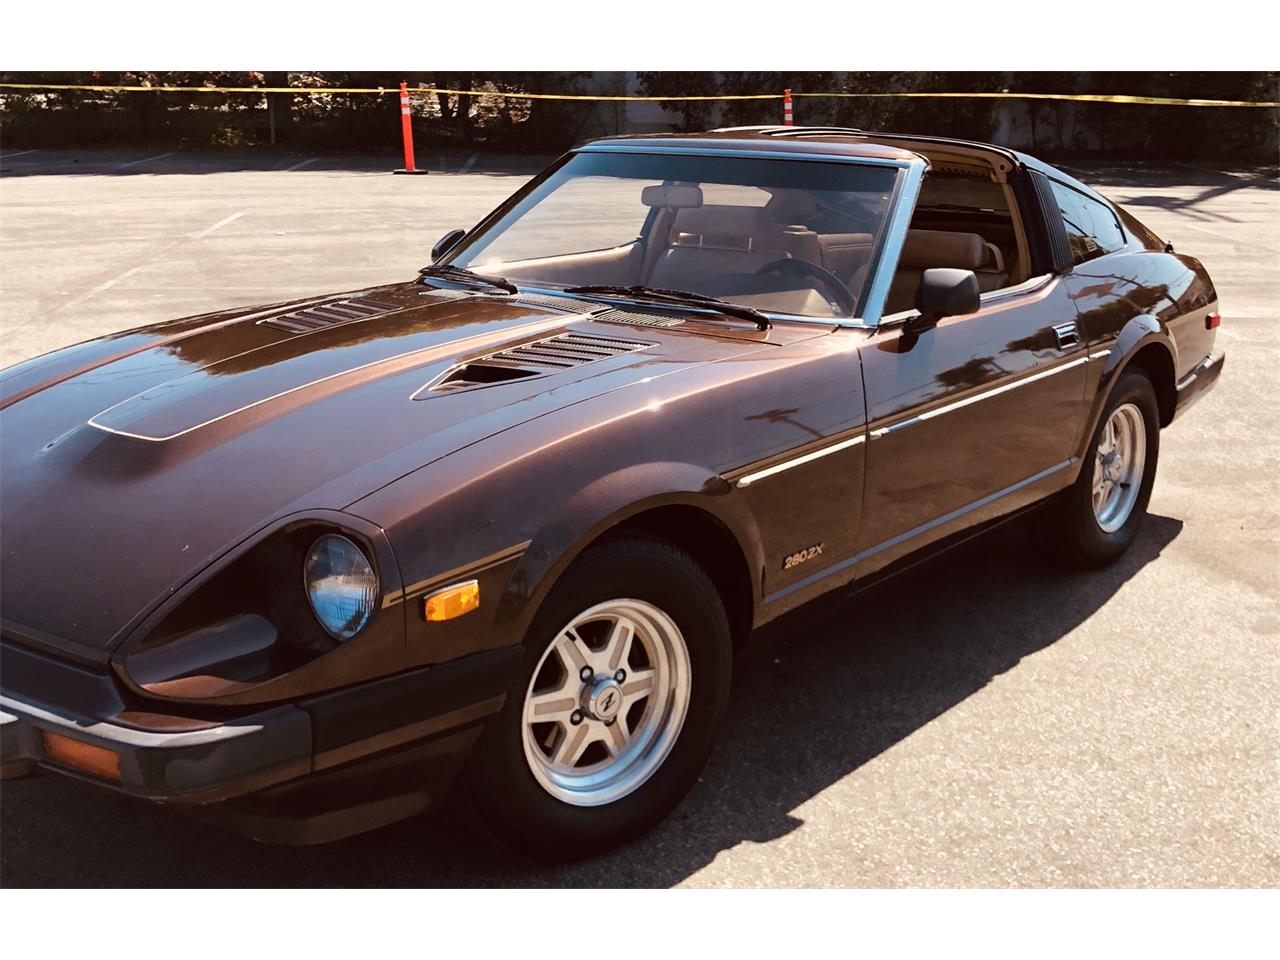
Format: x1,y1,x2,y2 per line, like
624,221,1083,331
1074,314,1176,464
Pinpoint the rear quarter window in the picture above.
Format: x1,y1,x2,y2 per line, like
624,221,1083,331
1050,181,1126,264
1117,205,1165,250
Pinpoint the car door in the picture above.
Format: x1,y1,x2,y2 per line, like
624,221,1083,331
854,232,1088,578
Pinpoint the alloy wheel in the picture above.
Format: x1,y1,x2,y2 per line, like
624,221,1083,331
1092,402,1147,533
521,598,691,807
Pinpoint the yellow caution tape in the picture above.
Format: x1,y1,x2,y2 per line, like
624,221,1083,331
0,83,395,95
792,91,1280,108
0,82,1275,108
0,82,776,101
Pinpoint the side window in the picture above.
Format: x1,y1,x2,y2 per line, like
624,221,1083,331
1050,181,1125,264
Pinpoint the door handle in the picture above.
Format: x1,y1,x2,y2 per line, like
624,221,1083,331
1052,321,1081,349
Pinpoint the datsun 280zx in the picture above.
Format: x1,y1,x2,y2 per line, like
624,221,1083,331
0,127,1223,859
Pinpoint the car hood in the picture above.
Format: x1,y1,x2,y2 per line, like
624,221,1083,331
0,281,824,657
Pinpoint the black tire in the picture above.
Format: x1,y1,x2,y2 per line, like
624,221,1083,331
1027,367,1160,568
466,536,732,861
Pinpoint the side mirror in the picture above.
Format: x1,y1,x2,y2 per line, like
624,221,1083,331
908,268,981,333
432,228,467,262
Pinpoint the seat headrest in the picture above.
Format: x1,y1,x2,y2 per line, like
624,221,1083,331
763,189,822,225
670,205,767,251
899,229,987,270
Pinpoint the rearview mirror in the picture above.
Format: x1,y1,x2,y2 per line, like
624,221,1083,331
640,184,703,209
432,228,467,262
909,268,981,333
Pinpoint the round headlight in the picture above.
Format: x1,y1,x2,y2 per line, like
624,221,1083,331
304,534,378,640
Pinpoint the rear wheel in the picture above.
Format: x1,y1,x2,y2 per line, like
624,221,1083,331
1027,368,1160,567
467,537,731,860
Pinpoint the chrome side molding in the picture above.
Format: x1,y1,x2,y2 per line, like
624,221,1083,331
869,356,1090,439
735,433,866,488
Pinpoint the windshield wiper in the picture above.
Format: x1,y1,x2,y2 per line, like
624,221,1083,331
419,264,518,295
563,285,771,331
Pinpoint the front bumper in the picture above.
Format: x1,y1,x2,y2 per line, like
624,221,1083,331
1,640,522,843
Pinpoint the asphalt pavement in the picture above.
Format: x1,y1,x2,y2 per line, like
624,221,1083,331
0,149,1276,887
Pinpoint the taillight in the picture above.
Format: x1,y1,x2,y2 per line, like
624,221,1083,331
1206,312,1221,330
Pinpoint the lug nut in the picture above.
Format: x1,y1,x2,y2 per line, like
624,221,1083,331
580,666,594,682
614,669,626,682
570,710,583,725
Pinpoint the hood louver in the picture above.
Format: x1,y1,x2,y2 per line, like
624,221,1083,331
475,292,602,314
420,332,651,396
259,296,398,333
594,307,686,328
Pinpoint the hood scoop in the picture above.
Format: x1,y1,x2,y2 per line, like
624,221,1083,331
258,296,399,333
421,331,651,396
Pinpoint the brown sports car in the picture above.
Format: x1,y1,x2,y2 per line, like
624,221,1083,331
0,127,1223,859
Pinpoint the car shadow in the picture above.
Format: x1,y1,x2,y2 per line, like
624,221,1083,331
0,514,1183,888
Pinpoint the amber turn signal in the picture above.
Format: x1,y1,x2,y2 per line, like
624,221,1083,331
423,579,480,621
42,731,122,782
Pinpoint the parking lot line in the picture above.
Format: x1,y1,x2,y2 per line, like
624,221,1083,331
53,210,247,313
115,151,176,170
0,149,39,159
458,153,479,174
285,157,319,172
189,210,246,240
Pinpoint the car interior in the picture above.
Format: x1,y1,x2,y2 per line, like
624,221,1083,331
484,145,1032,320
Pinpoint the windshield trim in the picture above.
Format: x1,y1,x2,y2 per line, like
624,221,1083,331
575,143,919,171
507,284,858,331
861,159,927,327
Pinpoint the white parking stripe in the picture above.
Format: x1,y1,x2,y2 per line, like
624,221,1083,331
115,151,176,171
457,153,479,174
188,211,245,240
84,264,146,297
54,211,246,313
1,149,39,159
285,157,318,172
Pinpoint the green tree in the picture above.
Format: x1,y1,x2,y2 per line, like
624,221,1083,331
635,71,718,132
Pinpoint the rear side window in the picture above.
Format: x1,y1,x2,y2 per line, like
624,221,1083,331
1117,206,1164,250
1050,181,1125,264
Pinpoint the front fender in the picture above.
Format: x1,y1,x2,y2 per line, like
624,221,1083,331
351,422,767,667
498,460,764,632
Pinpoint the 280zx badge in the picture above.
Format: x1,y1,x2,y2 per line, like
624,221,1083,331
782,543,824,570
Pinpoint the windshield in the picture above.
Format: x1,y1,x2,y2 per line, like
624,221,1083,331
443,151,901,319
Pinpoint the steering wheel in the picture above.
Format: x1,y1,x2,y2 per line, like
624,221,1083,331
801,194,883,232
756,258,857,318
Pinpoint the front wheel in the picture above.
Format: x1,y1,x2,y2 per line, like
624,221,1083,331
1027,368,1161,567
467,537,732,860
